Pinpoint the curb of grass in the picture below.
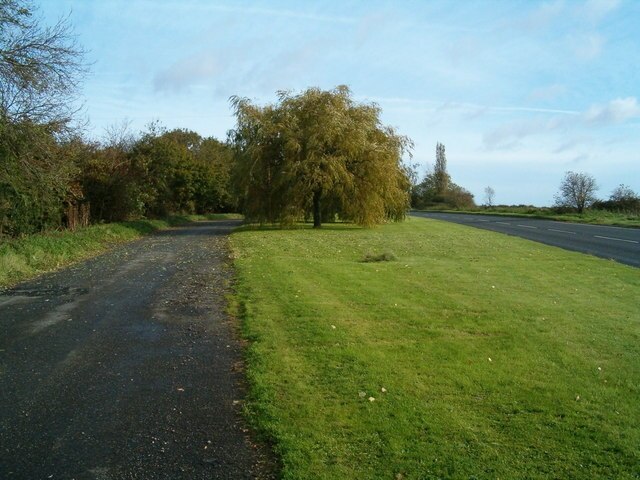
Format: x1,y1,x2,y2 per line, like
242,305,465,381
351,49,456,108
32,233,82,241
0,213,242,288
411,209,640,228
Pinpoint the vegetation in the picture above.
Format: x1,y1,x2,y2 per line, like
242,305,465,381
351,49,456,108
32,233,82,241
229,86,413,228
1,0,86,237
419,206,640,227
554,171,599,213
231,218,640,479
412,143,475,209
424,181,640,227
483,186,495,207
0,2,235,239
81,124,235,223
593,184,640,214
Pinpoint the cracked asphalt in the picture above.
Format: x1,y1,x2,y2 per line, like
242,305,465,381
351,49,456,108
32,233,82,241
0,220,277,480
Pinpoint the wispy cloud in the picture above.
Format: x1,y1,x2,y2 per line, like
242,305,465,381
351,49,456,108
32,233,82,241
523,0,565,30
584,97,640,124
154,53,220,93
365,96,579,116
200,4,357,24
580,0,621,21
484,97,640,149
569,32,605,60
529,84,567,101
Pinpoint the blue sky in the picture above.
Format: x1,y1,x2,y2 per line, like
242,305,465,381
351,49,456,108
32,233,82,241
41,0,639,205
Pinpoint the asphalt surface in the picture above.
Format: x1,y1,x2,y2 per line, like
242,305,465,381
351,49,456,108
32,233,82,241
0,220,276,480
411,211,640,268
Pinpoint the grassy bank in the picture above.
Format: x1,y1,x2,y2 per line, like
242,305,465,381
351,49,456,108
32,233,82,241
418,207,640,227
231,217,640,479
0,213,241,287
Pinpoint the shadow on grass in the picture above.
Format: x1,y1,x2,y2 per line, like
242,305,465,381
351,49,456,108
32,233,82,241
234,222,364,233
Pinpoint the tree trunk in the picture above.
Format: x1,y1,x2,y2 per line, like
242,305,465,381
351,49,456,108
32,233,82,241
313,190,322,228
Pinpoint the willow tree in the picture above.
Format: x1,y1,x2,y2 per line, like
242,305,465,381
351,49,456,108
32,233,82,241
229,86,412,227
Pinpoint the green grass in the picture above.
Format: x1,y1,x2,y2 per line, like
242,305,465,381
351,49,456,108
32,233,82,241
230,217,640,479
0,213,241,287
420,207,640,227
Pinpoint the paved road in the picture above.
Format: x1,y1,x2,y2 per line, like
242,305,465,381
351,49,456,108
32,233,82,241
412,211,640,268
0,220,276,479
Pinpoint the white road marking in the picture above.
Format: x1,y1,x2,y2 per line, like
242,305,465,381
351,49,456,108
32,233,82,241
495,222,511,225
548,228,577,235
594,235,639,244
517,225,537,229
477,219,490,222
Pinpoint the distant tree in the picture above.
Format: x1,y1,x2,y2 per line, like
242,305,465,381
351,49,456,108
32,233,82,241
229,86,412,228
610,184,638,203
592,184,640,214
554,171,598,213
484,186,495,207
410,145,475,210
433,142,450,196
446,183,475,208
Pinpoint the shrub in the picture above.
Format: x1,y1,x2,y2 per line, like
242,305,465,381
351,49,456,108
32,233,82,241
361,251,397,262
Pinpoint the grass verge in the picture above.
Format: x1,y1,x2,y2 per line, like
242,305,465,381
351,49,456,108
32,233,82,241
0,213,241,287
231,217,640,479
418,208,640,227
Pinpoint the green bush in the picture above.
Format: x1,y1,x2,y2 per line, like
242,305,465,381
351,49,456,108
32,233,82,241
361,250,397,262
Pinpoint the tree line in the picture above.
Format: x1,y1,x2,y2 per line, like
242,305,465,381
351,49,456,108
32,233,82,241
0,118,236,237
0,1,236,237
480,172,639,214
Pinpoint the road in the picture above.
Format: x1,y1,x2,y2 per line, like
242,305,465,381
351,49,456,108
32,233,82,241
0,220,276,479
411,211,640,268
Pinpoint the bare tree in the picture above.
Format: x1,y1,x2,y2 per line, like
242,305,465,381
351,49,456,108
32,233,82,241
610,184,638,202
554,171,598,213
0,0,87,128
484,186,495,207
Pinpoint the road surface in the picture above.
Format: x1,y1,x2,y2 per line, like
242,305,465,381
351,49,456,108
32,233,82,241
411,211,640,268
0,220,276,479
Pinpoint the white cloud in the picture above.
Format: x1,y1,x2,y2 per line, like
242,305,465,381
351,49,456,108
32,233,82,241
584,97,640,124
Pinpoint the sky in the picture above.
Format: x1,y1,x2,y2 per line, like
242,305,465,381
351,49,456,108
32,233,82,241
40,0,640,206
